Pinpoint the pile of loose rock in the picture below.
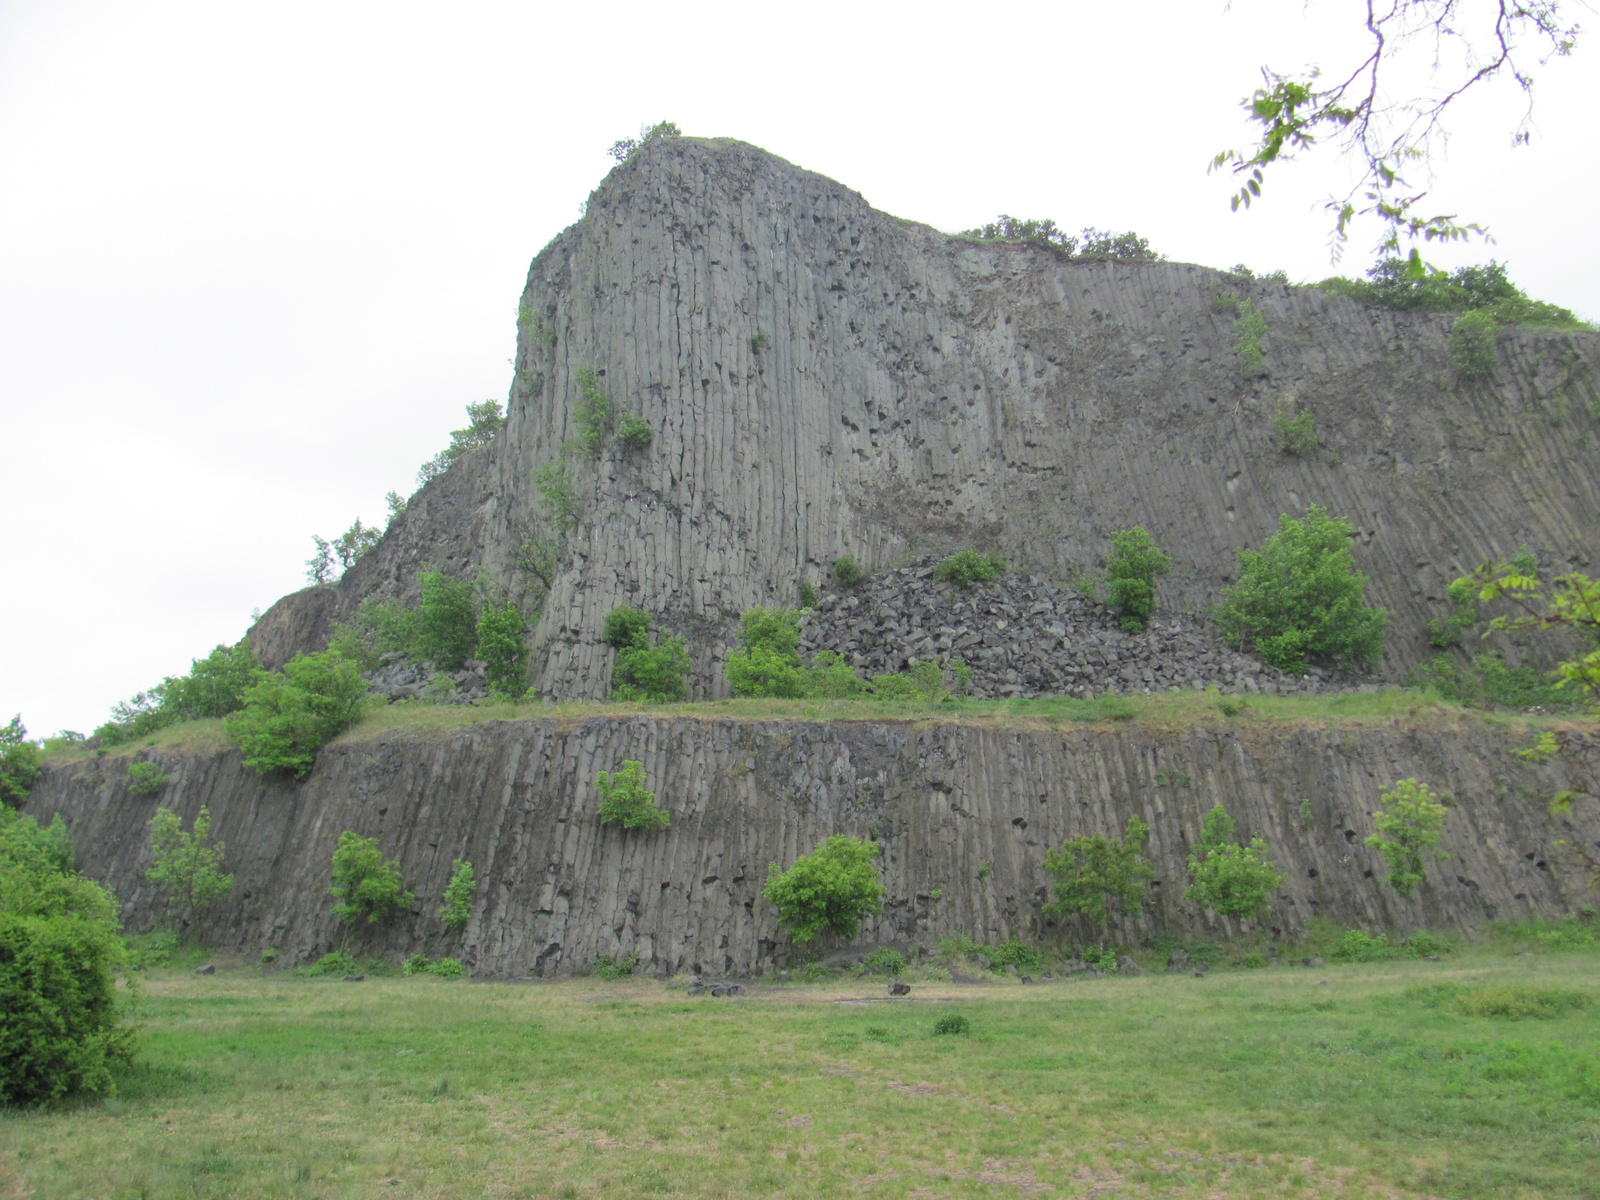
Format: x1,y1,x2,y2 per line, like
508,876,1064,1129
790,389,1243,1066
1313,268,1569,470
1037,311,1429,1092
799,557,1344,699
364,654,493,704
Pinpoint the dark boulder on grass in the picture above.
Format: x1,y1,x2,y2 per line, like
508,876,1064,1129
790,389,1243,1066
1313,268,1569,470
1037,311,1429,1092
888,982,911,996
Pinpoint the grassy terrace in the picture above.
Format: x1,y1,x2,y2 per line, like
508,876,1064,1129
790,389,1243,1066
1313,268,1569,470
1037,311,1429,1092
3,946,1597,1199
41,687,1591,768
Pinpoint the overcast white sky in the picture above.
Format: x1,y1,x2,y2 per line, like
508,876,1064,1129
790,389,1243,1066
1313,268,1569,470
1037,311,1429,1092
2,0,1595,738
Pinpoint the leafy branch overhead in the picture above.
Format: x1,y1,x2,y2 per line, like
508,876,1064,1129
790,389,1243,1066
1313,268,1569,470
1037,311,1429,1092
1213,0,1581,258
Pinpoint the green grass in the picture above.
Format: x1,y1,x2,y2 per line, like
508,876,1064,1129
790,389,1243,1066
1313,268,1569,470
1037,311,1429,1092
6,950,1599,1198
43,687,1591,770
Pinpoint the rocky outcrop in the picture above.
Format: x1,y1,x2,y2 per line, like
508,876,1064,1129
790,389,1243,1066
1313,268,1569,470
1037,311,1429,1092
251,135,1600,696
800,557,1343,698
31,713,1596,977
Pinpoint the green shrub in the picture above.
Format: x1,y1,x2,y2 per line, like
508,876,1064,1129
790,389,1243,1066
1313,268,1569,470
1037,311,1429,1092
1233,299,1267,374
1318,259,1589,327
328,600,419,673
475,601,527,697
603,606,651,650
798,580,819,608
1184,805,1285,918
146,806,233,930
402,952,431,977
1330,929,1393,963
933,550,1006,588
440,859,475,931
0,806,134,1105
864,947,906,976
223,650,368,778
1043,817,1154,932
932,1013,970,1036
1427,577,1479,648
593,954,639,981
1404,930,1450,957
414,572,478,670
1214,504,1387,673
1273,410,1318,456
615,413,653,451
92,641,263,747
1534,922,1597,951
570,367,616,459
1104,527,1171,632
1459,984,1591,1020
803,651,866,699
961,217,1158,262
725,607,805,698
1416,651,1576,710
428,957,466,979
988,938,1044,974
1,716,41,806
298,951,359,978
606,120,680,164
749,331,768,353
329,831,413,925
126,761,169,795
1448,310,1499,375
1366,778,1449,899
869,660,956,704
1241,951,1268,968
831,555,865,590
597,760,669,830
764,835,886,943
125,931,180,970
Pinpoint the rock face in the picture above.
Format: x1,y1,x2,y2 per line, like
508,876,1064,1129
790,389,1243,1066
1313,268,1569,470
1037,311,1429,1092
248,135,1600,696
31,715,1594,977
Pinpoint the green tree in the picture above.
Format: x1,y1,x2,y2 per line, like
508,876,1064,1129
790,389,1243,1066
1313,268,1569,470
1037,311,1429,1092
1447,310,1500,375
327,598,420,673
417,400,505,486
1213,2,1581,255
126,762,169,795
763,835,886,943
1104,527,1172,632
414,571,478,669
724,607,805,698
440,859,475,931
1043,817,1155,935
596,761,669,830
1233,299,1267,374
223,650,368,778
0,806,134,1105
0,716,41,808
476,600,528,698
1184,805,1285,918
145,806,234,930
1366,779,1449,898
1215,504,1387,673
569,367,616,459
605,606,689,702
330,831,414,925
161,641,260,721
606,119,681,163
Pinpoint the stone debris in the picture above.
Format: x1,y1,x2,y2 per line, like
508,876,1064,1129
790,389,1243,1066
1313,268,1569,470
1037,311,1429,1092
365,654,491,705
801,558,1349,700
194,964,215,975
888,982,911,996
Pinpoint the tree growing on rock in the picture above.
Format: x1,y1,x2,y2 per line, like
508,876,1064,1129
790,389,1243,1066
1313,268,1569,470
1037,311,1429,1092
146,806,234,932
1366,779,1448,899
330,831,413,925
1104,527,1172,632
0,716,41,808
604,606,690,703
1184,805,1284,918
596,761,669,831
1043,817,1155,939
1214,505,1386,673
764,835,886,943
724,607,805,698
223,650,368,778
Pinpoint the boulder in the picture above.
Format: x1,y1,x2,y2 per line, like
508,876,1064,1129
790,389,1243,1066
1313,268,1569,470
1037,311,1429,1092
194,964,215,975
888,982,911,996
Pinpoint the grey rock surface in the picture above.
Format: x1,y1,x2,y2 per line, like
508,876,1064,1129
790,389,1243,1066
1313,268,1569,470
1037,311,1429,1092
31,715,1595,979
248,136,1599,697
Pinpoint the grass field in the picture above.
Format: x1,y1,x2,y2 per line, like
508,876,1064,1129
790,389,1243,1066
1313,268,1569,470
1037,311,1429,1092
4,950,1598,1199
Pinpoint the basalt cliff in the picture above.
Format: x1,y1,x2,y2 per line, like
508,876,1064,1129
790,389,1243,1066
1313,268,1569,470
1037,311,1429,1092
247,136,1600,699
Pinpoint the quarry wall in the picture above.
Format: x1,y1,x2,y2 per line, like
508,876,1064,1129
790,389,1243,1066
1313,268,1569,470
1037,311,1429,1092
249,136,1600,702
32,714,1597,978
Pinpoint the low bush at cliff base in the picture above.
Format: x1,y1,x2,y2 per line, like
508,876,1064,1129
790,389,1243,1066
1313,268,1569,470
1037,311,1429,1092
0,807,135,1106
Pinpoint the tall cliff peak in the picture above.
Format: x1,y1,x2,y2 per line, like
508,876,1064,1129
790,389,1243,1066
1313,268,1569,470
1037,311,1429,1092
250,137,1600,699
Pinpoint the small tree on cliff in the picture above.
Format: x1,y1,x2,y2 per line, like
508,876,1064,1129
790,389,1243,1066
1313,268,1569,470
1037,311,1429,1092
1366,779,1449,899
1184,805,1284,918
146,806,234,933
224,651,368,778
329,832,414,925
1043,817,1155,941
764,835,886,943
